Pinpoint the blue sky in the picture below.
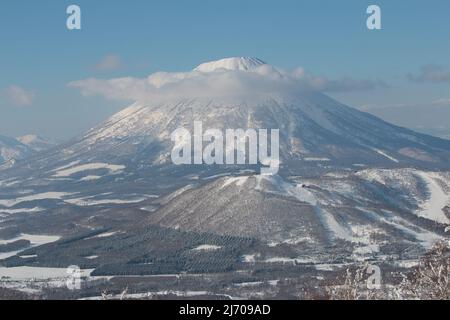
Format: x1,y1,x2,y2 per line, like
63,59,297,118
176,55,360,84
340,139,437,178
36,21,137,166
0,0,449,139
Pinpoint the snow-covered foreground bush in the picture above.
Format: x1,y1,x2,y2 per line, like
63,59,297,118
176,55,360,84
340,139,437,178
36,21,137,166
394,241,450,300
325,241,450,300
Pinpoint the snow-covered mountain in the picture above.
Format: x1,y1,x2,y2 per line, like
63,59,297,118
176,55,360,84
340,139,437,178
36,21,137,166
2,57,450,207
0,57,449,270
0,134,33,165
68,58,450,169
16,134,57,153
4,57,450,177
147,168,449,260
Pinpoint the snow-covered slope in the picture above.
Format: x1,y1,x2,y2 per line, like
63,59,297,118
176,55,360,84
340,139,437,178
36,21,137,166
194,57,267,72
148,169,449,258
17,134,56,153
0,135,33,165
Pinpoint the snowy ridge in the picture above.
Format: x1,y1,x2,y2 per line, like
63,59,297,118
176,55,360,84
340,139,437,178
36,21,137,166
148,169,448,261
17,134,56,152
0,134,33,165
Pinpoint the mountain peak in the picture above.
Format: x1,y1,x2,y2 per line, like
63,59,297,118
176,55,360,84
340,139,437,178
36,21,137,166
17,134,56,152
194,57,266,72
17,134,40,145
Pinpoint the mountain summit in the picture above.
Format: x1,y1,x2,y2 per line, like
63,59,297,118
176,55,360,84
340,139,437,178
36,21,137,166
17,134,57,153
0,134,32,165
194,57,267,72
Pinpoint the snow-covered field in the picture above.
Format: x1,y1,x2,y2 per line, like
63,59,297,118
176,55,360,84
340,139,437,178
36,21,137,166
0,267,95,295
193,244,222,251
0,192,73,208
64,196,149,206
0,234,60,260
52,162,125,178
0,266,92,280
0,207,44,215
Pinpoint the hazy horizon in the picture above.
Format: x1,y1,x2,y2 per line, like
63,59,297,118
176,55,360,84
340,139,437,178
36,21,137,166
1,0,450,141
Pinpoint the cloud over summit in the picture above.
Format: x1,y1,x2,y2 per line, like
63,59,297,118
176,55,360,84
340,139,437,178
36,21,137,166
69,59,388,104
408,65,450,83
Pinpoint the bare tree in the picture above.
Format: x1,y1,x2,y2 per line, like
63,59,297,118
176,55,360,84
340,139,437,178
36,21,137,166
120,286,128,300
325,241,450,300
394,241,450,300
325,264,383,300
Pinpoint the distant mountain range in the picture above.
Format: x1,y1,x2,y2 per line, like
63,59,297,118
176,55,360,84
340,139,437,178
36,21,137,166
16,134,57,153
0,135,32,165
0,134,56,166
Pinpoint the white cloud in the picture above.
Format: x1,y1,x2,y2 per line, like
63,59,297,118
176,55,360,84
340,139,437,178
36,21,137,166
291,67,388,92
2,85,34,107
359,103,409,111
94,54,124,71
69,61,388,104
408,65,450,83
357,99,450,111
432,98,450,107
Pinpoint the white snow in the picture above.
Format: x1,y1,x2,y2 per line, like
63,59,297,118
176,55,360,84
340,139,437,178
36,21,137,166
256,175,357,243
373,148,400,163
194,57,266,73
192,244,222,251
53,163,125,178
64,197,147,206
16,134,39,145
264,257,321,265
163,185,194,203
16,134,55,152
394,260,420,269
0,251,22,260
19,254,38,259
360,208,442,248
0,234,60,246
267,176,355,242
51,160,80,172
0,266,92,280
242,254,258,263
0,234,60,260
415,172,450,224
92,231,119,238
314,263,346,271
277,236,315,245
0,207,44,214
234,280,279,287
79,175,102,181
317,207,354,242
0,192,72,208
81,290,218,300
286,184,318,206
222,176,249,188
303,157,331,162
264,257,298,264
